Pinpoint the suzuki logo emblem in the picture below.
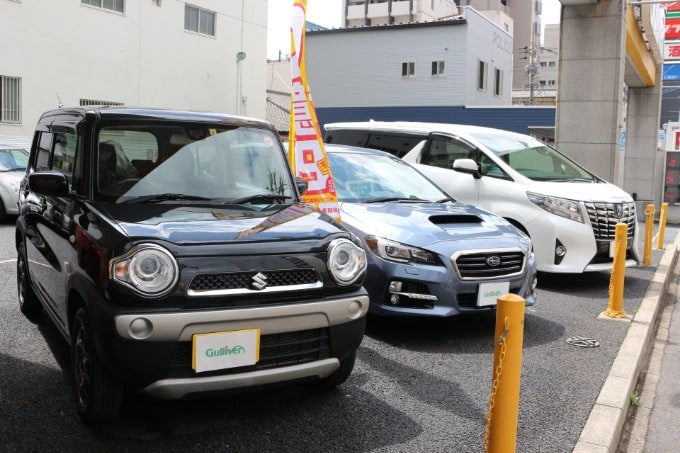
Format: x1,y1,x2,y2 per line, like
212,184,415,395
251,272,268,290
486,256,501,267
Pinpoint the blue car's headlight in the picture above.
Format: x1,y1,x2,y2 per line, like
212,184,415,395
365,236,437,264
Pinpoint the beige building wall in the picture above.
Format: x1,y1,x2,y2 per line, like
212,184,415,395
0,0,268,138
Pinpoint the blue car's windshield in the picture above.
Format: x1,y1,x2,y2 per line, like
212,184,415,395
328,151,450,203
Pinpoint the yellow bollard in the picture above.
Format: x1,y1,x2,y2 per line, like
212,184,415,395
484,294,525,453
656,202,668,250
603,223,628,318
643,204,655,266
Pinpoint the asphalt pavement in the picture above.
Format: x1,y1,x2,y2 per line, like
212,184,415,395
574,224,680,453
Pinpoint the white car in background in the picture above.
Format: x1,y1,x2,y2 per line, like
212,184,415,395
324,121,640,274
0,146,29,221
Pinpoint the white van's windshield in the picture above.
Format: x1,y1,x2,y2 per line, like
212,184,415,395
471,132,598,182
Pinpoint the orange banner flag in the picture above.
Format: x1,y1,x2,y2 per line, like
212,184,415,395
288,0,341,221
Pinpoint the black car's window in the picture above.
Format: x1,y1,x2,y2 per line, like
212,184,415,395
95,124,294,207
35,133,52,171
52,133,77,180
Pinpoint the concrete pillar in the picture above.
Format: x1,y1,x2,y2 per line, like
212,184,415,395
625,65,664,217
555,0,627,186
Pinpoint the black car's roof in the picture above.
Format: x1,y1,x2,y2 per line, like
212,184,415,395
39,106,273,129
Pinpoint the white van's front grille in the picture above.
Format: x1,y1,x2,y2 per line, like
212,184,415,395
584,202,636,240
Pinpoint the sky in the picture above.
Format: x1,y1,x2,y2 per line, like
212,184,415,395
267,0,563,60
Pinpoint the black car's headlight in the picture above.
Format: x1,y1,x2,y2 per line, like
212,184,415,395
111,244,179,297
365,236,437,264
327,238,367,285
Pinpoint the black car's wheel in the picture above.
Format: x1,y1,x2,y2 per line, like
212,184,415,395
313,350,356,390
0,202,6,223
71,308,123,423
17,239,41,323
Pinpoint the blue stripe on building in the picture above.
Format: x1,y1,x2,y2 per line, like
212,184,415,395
315,106,556,135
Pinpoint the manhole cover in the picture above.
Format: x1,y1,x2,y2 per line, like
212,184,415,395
566,336,600,348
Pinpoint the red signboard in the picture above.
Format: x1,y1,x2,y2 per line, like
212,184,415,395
667,17,680,40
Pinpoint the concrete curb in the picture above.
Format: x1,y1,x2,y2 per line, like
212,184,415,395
572,234,680,453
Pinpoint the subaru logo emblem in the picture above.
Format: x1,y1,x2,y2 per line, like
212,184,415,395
251,272,268,290
486,256,501,267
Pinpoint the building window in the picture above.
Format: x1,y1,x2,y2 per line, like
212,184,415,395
402,61,415,78
185,4,215,36
494,68,503,96
548,61,556,68
79,98,124,107
431,60,445,77
0,75,21,123
548,80,556,87
152,0,161,5
81,0,125,13
478,60,488,91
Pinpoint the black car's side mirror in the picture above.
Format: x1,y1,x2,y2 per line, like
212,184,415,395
28,171,70,197
295,176,308,196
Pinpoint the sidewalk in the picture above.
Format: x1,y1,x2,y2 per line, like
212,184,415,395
572,227,680,452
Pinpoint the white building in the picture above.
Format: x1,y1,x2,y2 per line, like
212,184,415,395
0,0,268,141
341,0,547,93
306,7,513,110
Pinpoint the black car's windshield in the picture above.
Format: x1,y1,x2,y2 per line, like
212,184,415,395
0,149,28,171
95,124,296,209
327,151,451,203
470,132,599,182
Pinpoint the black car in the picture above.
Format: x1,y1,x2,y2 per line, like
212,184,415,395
16,107,368,423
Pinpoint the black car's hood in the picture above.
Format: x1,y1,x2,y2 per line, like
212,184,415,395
93,202,343,243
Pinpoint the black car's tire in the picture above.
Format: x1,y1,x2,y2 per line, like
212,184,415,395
0,202,6,223
17,239,41,323
71,308,123,423
313,350,356,390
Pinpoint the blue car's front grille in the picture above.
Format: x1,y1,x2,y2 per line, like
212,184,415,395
453,249,526,280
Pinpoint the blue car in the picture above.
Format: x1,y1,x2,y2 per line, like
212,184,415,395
325,144,537,317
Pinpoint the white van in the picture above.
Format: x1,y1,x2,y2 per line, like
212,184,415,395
324,121,640,274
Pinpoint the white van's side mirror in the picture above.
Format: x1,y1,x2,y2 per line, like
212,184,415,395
453,158,481,179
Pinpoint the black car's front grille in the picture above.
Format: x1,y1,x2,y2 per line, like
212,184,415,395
453,250,526,280
189,268,321,295
168,328,331,378
584,201,636,241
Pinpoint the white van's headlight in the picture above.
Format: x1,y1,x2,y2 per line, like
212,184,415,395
365,236,437,264
328,238,367,285
527,192,584,223
111,244,179,297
